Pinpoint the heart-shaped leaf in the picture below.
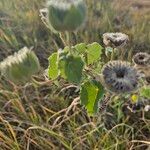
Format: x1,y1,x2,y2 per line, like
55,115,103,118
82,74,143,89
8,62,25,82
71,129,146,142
59,52,84,84
80,80,105,115
74,43,87,54
86,42,102,65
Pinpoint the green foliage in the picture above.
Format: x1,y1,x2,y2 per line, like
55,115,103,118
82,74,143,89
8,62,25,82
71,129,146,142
48,42,103,84
86,42,102,65
74,42,103,65
48,50,84,84
48,52,59,79
140,86,150,99
80,80,105,115
47,42,104,115
74,43,87,54
59,53,84,84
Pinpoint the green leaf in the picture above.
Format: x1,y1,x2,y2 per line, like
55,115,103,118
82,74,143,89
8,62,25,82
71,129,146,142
65,55,84,84
74,43,87,54
140,86,150,99
48,52,59,79
58,53,84,84
58,51,68,78
80,80,105,115
59,59,67,78
86,42,102,65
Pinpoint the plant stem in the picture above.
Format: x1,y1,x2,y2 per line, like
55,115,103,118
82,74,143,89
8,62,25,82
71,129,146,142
120,47,126,60
128,48,133,62
111,48,115,60
96,92,115,125
59,32,67,47
65,31,72,54
99,93,115,114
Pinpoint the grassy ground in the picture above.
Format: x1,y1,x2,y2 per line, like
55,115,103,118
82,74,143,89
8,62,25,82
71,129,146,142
0,0,150,149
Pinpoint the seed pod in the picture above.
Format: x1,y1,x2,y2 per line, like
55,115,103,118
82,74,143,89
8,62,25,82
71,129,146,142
133,52,150,84
101,61,140,94
0,47,40,84
103,32,129,48
47,0,87,32
132,52,150,66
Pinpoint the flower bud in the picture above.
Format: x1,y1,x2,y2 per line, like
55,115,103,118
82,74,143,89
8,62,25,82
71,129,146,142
0,47,40,84
47,0,87,32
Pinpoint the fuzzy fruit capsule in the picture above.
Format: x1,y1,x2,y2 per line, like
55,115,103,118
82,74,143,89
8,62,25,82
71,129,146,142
47,0,87,32
0,47,40,84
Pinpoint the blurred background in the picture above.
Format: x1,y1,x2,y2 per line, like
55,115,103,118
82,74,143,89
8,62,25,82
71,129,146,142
0,0,150,67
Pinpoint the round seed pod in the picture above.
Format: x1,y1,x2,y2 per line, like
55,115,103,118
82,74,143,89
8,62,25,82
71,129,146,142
101,61,139,94
0,47,40,84
47,0,87,32
133,52,150,83
103,32,129,48
132,52,150,66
